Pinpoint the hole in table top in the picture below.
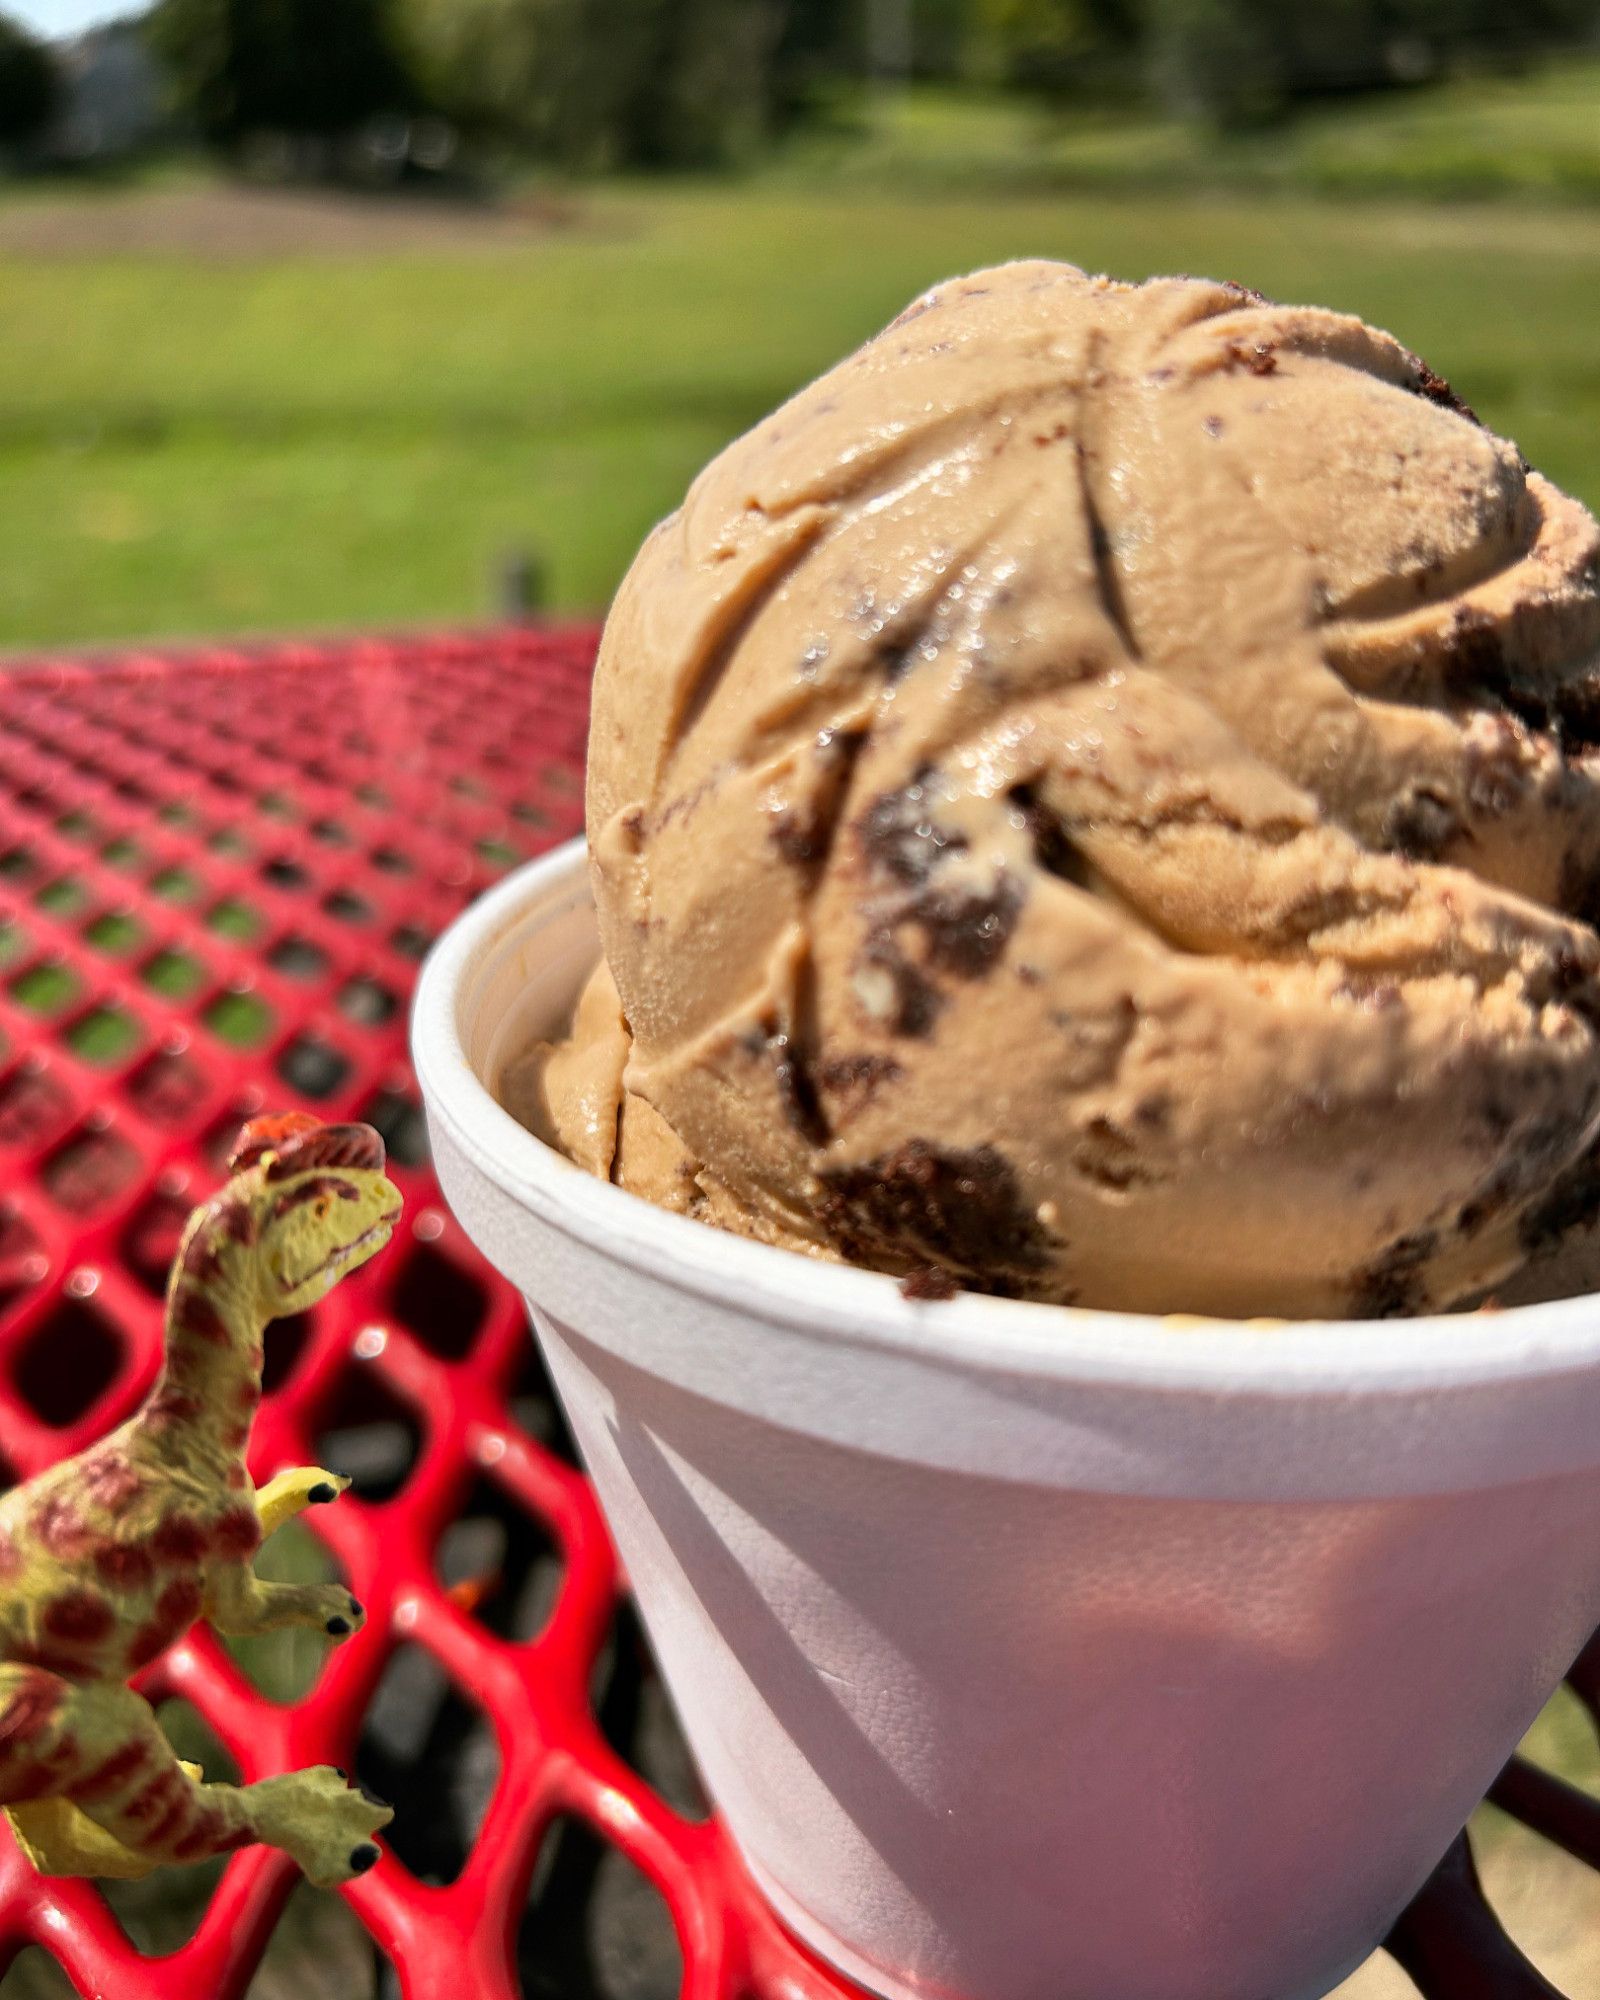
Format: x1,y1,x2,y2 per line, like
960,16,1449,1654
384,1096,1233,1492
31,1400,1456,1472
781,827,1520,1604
0,1061,73,1149
508,1337,580,1470
477,837,519,872
512,800,550,827
54,808,97,843
267,933,329,981
277,1034,352,1100
207,897,262,943
65,1004,142,1068
0,844,38,885
99,1701,237,1956
5,1948,75,1997
43,1122,140,1212
83,909,145,956
0,1204,48,1318
324,888,373,925
590,1600,709,1825
10,960,83,1015
101,835,145,871
33,876,88,919
312,817,351,847
361,1089,428,1170
141,946,207,1000
208,826,251,859
1506,1681,1600,1797
157,801,197,831
203,988,274,1048
357,1645,498,1887
357,782,390,810
263,855,310,891
262,1309,316,1394
517,1815,682,2000
371,846,412,876
338,976,398,1027
128,1046,210,1127
449,773,489,802
0,919,27,967
391,1239,488,1360
390,922,433,961
315,1367,422,1503
260,789,298,821
436,1477,564,1645
226,1518,348,1706
123,1186,191,1296
244,1881,390,2000
13,1294,123,1426
150,865,200,903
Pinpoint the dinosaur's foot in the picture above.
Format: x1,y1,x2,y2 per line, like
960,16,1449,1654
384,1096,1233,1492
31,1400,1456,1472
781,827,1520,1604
252,1765,393,1889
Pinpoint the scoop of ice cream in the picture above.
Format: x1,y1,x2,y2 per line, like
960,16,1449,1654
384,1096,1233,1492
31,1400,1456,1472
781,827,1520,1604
547,259,1600,1318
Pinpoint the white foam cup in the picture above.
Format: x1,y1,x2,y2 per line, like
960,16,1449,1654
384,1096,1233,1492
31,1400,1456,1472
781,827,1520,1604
413,838,1600,2000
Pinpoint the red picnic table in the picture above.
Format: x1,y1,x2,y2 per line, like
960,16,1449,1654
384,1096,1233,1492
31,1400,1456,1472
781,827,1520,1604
0,629,1588,2000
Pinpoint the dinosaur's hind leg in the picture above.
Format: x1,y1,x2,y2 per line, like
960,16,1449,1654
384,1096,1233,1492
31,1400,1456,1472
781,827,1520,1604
0,1663,155,1877
9,1763,206,1879
0,1673,389,1886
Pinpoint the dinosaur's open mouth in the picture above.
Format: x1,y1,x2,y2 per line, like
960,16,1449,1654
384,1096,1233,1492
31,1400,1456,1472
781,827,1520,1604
279,1208,401,1293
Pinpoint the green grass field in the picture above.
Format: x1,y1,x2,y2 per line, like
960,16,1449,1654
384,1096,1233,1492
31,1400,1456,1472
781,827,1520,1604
0,173,1597,649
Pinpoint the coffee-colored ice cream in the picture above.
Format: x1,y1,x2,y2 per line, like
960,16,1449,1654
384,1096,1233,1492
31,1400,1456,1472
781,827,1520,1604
520,259,1600,1318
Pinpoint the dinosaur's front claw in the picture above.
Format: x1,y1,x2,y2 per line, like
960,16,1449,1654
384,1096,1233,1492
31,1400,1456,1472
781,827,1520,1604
255,1466,353,1539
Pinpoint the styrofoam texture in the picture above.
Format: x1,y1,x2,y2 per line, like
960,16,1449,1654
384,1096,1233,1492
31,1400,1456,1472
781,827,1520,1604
414,840,1600,2000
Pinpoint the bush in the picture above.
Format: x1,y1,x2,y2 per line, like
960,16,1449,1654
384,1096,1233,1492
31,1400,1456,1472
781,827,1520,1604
0,10,60,151
1144,0,1600,125
403,0,819,168
148,0,418,146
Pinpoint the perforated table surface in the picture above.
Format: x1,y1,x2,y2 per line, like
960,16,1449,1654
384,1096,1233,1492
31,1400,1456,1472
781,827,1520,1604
0,628,1590,2000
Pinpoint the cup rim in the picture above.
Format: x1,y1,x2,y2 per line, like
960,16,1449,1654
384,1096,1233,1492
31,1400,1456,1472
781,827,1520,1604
413,838,1600,1399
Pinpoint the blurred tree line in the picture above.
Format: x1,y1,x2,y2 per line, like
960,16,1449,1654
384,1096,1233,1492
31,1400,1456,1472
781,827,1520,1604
2,0,1599,164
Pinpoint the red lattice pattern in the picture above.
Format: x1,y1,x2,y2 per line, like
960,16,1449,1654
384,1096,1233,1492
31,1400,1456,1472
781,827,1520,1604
0,629,1591,2000
0,632,850,2000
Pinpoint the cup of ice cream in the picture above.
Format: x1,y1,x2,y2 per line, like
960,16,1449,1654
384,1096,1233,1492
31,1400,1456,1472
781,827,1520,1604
413,261,1600,2000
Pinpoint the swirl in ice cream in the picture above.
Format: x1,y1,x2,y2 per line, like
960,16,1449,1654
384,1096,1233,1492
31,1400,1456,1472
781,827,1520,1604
519,260,1600,1319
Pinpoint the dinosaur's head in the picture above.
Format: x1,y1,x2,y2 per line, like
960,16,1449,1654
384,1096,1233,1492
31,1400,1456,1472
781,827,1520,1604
228,1113,404,1318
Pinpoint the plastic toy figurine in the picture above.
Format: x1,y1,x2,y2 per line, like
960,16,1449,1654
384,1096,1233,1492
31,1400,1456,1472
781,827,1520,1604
0,1112,399,1887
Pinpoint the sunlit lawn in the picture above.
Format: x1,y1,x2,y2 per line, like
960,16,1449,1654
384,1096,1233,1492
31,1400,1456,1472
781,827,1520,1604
0,175,1596,647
